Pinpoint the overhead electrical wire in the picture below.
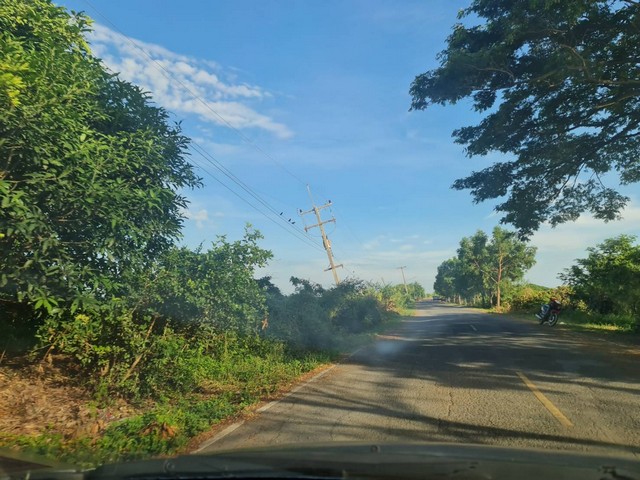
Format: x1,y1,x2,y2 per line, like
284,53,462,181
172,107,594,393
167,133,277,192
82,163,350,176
189,144,324,252
83,0,306,187
80,0,324,253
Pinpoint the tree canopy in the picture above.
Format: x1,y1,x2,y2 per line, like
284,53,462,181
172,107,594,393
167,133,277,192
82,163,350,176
434,227,536,308
410,0,640,237
0,0,200,316
560,235,640,317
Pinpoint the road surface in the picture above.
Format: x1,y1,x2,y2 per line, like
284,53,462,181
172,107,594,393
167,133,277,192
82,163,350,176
199,302,640,458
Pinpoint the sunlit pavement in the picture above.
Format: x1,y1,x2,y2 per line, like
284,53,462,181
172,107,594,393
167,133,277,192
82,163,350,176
198,302,640,458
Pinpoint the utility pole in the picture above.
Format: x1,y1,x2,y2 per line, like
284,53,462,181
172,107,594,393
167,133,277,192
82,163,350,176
398,266,408,293
300,186,342,285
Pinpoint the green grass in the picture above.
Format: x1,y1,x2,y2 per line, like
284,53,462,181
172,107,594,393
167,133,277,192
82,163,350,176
0,349,330,467
556,310,638,334
0,316,404,467
497,309,638,335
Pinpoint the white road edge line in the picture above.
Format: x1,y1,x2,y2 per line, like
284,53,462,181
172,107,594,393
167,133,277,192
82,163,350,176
194,421,246,452
194,344,368,452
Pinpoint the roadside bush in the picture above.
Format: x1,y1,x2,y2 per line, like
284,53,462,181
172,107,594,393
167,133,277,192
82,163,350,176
262,278,394,350
137,333,219,399
503,284,574,313
264,283,334,350
332,295,383,333
36,305,159,385
563,311,638,332
370,284,412,311
506,285,550,311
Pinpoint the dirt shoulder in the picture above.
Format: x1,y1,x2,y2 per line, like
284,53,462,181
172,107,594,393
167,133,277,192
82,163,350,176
0,356,137,441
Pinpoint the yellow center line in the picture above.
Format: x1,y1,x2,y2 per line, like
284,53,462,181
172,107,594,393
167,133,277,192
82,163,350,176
515,371,574,427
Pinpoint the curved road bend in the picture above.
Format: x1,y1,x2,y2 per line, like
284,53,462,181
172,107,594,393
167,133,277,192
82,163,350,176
199,301,640,458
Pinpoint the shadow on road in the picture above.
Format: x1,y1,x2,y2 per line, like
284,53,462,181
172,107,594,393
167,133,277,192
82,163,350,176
279,302,640,455
206,302,639,458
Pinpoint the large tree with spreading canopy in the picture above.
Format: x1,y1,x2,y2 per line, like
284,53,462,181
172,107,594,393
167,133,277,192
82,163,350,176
410,0,640,237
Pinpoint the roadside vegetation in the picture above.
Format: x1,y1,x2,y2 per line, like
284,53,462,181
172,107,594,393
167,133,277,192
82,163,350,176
0,0,425,466
414,0,640,334
433,230,640,334
433,227,537,311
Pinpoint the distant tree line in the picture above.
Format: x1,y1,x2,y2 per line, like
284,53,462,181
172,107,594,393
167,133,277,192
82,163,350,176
433,227,536,309
433,227,639,331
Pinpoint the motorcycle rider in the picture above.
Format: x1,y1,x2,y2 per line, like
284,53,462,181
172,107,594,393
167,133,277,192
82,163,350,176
536,296,561,321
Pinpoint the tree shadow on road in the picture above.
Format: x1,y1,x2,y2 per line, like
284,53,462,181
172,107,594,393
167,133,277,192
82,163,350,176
248,303,640,457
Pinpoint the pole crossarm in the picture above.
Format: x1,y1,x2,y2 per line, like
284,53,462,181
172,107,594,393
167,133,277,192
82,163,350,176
300,186,342,285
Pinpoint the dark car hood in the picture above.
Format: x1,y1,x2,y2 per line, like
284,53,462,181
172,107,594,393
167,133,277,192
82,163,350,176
4,443,640,480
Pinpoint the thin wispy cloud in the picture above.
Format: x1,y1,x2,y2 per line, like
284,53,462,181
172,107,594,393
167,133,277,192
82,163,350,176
89,24,293,139
182,208,210,229
531,200,640,252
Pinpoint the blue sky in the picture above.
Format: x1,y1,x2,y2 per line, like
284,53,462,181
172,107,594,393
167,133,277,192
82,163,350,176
56,0,640,292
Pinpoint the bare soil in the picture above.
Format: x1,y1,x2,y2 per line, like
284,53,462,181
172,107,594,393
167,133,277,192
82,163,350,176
0,355,135,440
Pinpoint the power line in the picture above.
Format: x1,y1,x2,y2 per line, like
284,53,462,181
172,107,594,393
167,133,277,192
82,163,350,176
82,0,307,187
190,140,316,240
188,145,324,252
80,0,323,252
308,184,366,253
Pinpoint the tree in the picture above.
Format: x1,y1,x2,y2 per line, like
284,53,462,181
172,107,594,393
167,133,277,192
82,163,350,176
0,0,200,318
434,258,463,301
136,227,273,334
406,282,426,300
560,235,640,316
410,0,640,237
457,230,491,303
434,227,536,307
485,227,537,308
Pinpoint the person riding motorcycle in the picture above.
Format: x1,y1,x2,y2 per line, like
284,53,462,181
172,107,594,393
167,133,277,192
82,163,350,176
536,297,561,321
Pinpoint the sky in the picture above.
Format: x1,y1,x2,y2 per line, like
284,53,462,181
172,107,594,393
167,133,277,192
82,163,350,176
55,0,640,293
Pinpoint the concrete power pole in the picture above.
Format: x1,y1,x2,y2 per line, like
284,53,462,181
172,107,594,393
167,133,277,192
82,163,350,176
300,186,342,285
398,266,408,293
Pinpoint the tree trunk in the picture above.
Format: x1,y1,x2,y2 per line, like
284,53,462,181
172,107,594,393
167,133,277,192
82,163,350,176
496,256,503,309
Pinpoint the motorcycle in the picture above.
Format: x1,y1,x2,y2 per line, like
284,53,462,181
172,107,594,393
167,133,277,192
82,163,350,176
535,302,561,326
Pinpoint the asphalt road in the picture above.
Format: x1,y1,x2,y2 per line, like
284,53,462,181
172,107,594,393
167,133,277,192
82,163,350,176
199,302,640,458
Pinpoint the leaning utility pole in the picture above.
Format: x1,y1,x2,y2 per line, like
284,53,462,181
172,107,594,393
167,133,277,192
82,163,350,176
300,186,342,285
398,266,408,293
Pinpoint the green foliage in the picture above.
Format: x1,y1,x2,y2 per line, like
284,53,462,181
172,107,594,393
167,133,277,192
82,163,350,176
562,310,637,333
263,278,399,350
434,227,536,308
502,284,552,312
434,258,464,302
0,1,415,466
130,227,272,334
34,228,274,399
0,0,200,322
560,235,640,329
499,283,571,313
410,0,640,236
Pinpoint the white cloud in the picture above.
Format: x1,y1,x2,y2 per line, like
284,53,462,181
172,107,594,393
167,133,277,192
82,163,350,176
89,24,293,139
531,201,640,252
182,208,211,228
525,200,640,286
